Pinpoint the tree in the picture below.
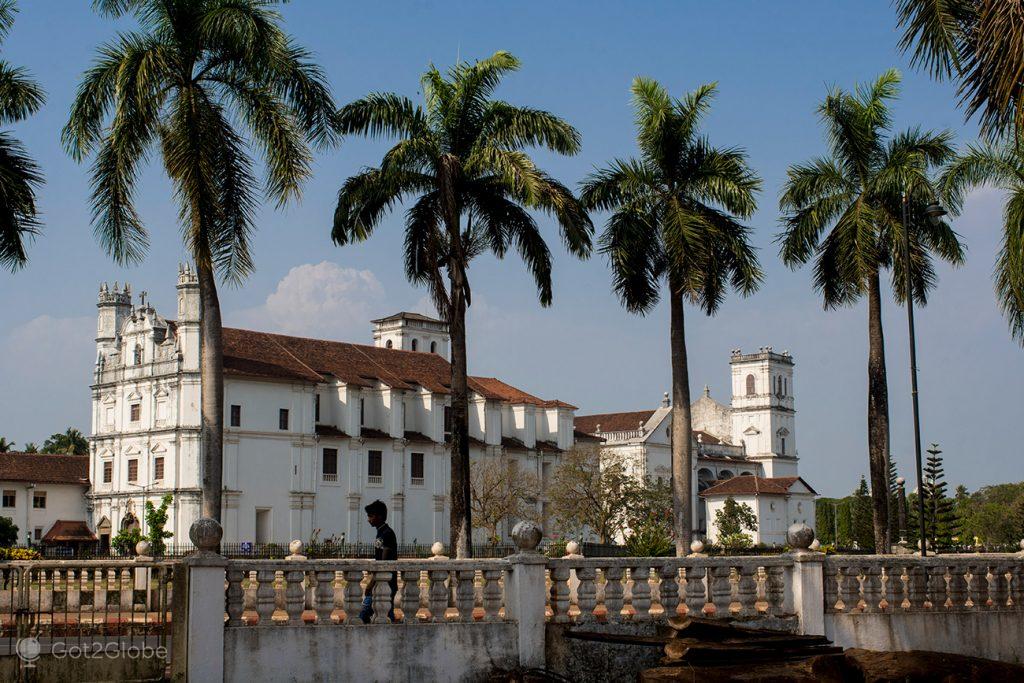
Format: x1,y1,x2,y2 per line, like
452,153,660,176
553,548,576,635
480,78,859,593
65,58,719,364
65,0,336,522
581,79,762,555
851,476,875,551
144,494,174,556
940,142,1024,343
778,70,963,553
0,437,13,453
469,457,539,545
111,527,144,556
0,516,17,546
887,456,901,544
547,448,634,543
0,1,44,273
41,428,88,455
922,444,958,549
21,442,36,453
625,476,673,538
332,51,591,557
713,497,758,551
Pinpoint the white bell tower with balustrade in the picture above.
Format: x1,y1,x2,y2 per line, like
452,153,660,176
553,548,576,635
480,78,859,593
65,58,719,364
729,347,798,477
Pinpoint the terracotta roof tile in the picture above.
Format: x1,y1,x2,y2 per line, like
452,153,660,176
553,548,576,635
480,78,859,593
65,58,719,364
0,453,89,486
573,429,606,443
700,475,815,497
42,520,97,543
535,440,562,453
501,436,529,451
403,431,433,443
358,428,391,440
315,425,349,439
574,410,656,435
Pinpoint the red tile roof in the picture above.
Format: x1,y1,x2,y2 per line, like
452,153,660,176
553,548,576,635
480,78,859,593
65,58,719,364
42,520,97,543
221,327,570,408
700,475,816,497
0,453,89,485
574,410,656,434
315,425,349,439
694,430,723,445
535,440,562,453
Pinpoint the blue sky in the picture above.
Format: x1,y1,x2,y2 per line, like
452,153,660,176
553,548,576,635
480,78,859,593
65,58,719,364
0,1,1020,497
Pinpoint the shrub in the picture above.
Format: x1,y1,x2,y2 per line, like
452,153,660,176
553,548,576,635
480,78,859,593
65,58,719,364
543,538,568,558
0,547,40,560
111,527,144,556
625,523,674,557
0,517,18,547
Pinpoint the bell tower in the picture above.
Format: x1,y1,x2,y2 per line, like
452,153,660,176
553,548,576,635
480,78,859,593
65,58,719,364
729,347,797,477
96,281,132,359
371,312,449,358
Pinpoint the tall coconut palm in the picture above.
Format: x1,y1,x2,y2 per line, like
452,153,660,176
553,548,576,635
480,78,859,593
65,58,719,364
333,51,592,558
778,70,964,552
0,0,44,272
940,142,1024,342
580,78,762,555
64,0,336,522
0,436,14,453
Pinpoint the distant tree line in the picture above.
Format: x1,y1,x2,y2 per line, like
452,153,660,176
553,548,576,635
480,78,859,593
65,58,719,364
0,428,88,455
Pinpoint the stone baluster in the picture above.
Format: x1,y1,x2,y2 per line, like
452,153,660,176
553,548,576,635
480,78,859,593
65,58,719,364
428,570,449,622
685,566,707,617
343,570,364,624
455,570,475,622
988,564,1008,609
926,565,946,610
604,566,624,623
401,569,421,623
574,567,597,624
710,565,732,616
658,565,680,620
963,564,977,609
906,564,926,609
482,569,503,622
946,565,966,610
225,569,245,626
285,570,305,625
823,563,838,612
861,565,882,613
760,565,781,616
371,571,393,624
736,565,758,617
255,569,277,625
631,566,652,621
838,565,859,613
1010,565,1024,608
550,565,571,623
315,570,336,624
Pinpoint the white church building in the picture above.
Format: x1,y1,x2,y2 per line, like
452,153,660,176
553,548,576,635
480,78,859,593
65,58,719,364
574,348,816,545
87,267,576,548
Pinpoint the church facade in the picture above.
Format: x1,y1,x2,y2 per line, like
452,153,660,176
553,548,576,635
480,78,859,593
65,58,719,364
574,348,816,544
87,267,575,547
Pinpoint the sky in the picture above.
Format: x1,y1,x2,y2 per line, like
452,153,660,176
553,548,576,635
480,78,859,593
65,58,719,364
0,1,1020,497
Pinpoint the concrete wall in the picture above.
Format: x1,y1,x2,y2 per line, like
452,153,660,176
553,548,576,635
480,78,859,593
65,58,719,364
223,623,519,683
0,482,88,544
826,611,1024,663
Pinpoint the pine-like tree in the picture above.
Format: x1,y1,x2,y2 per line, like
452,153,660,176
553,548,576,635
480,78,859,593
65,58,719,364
851,477,875,551
922,444,958,549
887,458,901,544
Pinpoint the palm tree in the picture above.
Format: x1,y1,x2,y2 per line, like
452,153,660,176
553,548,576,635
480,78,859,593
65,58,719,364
333,51,592,557
41,427,88,455
580,78,762,555
22,442,36,453
0,0,44,272
0,437,14,453
778,70,964,553
940,142,1024,342
64,0,336,522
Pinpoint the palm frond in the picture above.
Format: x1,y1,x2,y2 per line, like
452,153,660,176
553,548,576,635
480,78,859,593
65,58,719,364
0,131,42,271
895,0,973,80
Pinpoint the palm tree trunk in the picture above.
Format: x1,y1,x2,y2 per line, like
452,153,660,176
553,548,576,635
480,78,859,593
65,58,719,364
196,259,224,524
866,269,891,553
448,279,472,558
669,282,693,556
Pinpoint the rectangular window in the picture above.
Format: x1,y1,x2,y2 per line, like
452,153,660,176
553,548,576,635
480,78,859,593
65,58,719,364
32,491,46,509
102,461,112,484
360,398,365,427
443,405,452,440
1,490,14,508
367,450,383,484
230,404,241,427
315,395,321,423
33,527,41,541
154,457,164,481
410,452,424,485
127,459,138,482
279,408,289,430
322,448,338,482
130,403,141,422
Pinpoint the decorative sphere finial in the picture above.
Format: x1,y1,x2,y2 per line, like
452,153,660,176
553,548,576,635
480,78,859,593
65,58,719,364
787,522,814,550
564,540,581,557
689,539,705,554
189,517,223,553
431,541,446,558
511,520,542,552
286,539,306,560
135,540,152,557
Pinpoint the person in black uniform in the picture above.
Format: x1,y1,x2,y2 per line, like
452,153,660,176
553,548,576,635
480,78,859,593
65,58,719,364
360,499,397,623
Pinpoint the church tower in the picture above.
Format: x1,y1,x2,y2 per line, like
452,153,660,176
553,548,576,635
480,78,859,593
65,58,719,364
371,312,450,358
176,263,200,371
729,347,797,477
96,281,132,362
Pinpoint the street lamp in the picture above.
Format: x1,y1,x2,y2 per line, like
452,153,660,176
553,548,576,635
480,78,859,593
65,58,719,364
895,476,907,544
901,194,947,556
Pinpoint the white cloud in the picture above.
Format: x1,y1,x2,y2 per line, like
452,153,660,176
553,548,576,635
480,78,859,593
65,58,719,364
229,261,387,342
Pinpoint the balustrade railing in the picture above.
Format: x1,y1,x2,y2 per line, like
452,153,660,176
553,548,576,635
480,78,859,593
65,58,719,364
545,556,793,624
0,559,174,656
224,559,513,626
824,555,1024,614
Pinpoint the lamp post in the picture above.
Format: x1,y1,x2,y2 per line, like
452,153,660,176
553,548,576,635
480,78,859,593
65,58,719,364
895,476,908,544
901,193,947,557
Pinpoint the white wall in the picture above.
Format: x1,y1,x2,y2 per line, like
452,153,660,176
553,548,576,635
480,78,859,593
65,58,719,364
0,482,89,544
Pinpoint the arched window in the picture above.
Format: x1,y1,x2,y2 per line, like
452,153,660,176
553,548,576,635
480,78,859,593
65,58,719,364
781,437,786,455
430,341,437,353
133,345,143,365
783,377,788,395
745,374,756,396
385,339,393,349
411,339,418,351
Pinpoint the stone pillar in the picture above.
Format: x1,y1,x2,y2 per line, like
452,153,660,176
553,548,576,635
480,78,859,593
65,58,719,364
784,522,825,635
172,518,226,682
505,521,547,669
